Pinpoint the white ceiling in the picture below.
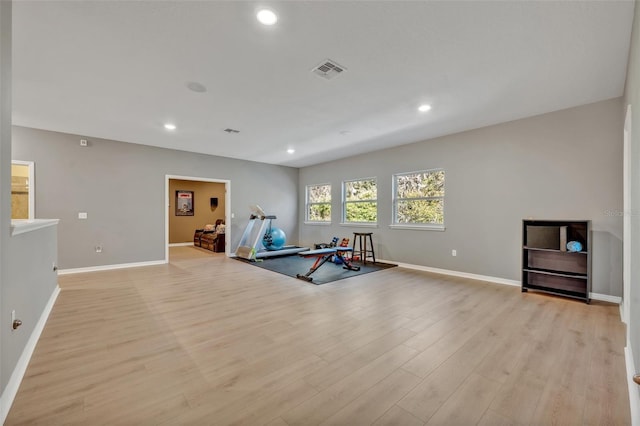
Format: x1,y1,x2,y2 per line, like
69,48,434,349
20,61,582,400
12,1,635,168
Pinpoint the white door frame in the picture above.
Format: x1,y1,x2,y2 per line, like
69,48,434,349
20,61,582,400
165,174,231,262
624,105,632,326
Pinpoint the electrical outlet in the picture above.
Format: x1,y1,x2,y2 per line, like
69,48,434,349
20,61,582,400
95,245,103,253
78,212,88,219
452,249,457,257
80,139,88,146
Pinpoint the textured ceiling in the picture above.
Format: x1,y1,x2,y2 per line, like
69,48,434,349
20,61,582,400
12,1,635,167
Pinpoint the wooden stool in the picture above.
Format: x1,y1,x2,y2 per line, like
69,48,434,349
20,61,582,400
351,232,376,264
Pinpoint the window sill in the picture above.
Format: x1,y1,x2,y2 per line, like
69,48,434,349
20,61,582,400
388,224,445,232
304,221,332,226
339,222,378,228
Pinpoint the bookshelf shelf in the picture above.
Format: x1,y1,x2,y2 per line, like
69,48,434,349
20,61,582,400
522,220,591,303
522,246,588,254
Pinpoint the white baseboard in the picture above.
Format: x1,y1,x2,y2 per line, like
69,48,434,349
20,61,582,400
169,242,193,247
385,260,621,304
384,260,520,287
57,259,166,275
1,286,60,424
589,292,622,304
625,344,640,426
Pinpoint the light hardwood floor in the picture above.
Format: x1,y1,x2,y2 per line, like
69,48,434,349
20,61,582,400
6,247,630,425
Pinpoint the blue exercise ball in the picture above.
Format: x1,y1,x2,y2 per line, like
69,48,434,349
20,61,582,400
263,227,286,250
566,241,583,252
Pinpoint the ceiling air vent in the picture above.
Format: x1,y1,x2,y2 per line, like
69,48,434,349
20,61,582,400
312,59,346,80
224,128,240,134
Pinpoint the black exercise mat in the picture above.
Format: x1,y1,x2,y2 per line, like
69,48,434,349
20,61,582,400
235,254,396,285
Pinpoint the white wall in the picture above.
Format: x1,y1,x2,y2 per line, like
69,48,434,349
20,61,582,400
300,98,623,297
0,0,11,421
624,0,640,394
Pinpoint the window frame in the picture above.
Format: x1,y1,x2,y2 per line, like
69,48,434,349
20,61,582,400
341,177,378,225
392,168,445,230
305,183,332,224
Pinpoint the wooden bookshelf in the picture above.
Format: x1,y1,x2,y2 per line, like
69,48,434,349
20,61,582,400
522,220,591,303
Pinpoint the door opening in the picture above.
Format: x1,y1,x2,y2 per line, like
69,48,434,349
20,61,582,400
164,174,231,262
11,160,34,220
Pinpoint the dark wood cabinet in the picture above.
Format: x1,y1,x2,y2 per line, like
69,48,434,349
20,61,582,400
214,233,225,252
522,220,591,303
198,231,225,253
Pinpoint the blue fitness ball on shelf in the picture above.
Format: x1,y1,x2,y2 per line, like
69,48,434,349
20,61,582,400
566,241,583,252
263,227,287,250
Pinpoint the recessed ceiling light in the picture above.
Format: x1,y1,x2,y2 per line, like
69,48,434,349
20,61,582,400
418,104,432,112
257,9,277,25
164,123,177,130
287,148,295,154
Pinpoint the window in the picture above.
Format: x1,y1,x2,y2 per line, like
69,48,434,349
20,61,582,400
393,169,445,226
306,184,331,222
343,178,377,223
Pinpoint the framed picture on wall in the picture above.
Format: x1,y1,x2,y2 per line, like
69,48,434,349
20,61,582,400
175,190,194,216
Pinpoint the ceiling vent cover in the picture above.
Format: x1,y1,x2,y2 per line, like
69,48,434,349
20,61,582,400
312,59,346,80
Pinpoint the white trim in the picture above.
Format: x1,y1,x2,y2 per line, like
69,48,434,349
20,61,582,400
165,175,231,262
388,224,445,232
10,218,59,236
339,222,378,228
626,344,640,426
169,242,193,247
383,260,623,304
57,260,165,275
381,259,520,287
304,221,332,226
624,104,632,326
589,292,622,304
1,286,60,424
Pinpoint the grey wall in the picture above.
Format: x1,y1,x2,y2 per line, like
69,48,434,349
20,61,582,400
12,126,299,269
0,2,55,418
300,98,623,296
1,226,58,394
624,0,640,381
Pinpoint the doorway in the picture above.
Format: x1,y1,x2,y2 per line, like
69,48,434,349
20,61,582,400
11,160,34,219
165,175,231,262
